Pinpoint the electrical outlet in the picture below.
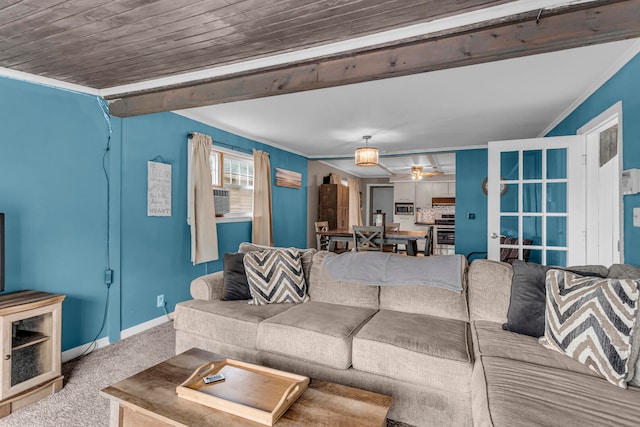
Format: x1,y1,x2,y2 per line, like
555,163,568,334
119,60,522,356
157,294,164,308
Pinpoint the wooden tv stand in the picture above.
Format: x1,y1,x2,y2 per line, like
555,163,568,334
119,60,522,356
0,290,65,417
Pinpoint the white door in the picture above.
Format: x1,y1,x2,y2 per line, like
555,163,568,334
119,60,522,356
487,136,587,266
579,102,622,265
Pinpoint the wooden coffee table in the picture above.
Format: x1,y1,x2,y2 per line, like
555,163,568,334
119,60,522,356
100,348,392,426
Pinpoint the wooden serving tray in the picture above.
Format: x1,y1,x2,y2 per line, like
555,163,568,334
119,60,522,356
176,359,309,426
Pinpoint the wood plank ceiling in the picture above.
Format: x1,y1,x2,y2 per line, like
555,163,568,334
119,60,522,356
108,0,640,117
0,0,512,89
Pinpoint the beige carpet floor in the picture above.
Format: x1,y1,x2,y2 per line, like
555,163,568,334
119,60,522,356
1,321,411,427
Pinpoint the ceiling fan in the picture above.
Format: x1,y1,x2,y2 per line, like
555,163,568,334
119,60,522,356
409,165,444,180
388,154,444,180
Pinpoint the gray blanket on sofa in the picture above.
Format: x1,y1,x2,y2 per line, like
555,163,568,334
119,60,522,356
322,252,464,292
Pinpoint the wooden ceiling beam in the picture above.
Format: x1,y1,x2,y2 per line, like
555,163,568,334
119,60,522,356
108,0,640,118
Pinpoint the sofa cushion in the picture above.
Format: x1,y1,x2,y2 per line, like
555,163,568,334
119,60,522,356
468,260,513,324
244,248,309,305
308,251,379,309
471,320,600,378
238,242,315,284
539,270,640,388
256,301,376,369
379,285,469,322
473,355,640,427
352,310,472,389
173,299,293,350
502,261,609,338
222,253,251,301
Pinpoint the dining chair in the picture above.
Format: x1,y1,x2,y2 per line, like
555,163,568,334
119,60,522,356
384,223,401,253
500,237,533,264
314,221,330,251
466,237,533,263
352,225,384,252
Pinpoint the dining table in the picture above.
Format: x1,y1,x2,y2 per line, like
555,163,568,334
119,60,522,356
317,228,429,256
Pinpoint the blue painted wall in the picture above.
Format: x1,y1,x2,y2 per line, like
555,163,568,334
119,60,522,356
119,113,308,330
0,76,308,350
547,52,640,266
0,78,111,350
455,149,488,259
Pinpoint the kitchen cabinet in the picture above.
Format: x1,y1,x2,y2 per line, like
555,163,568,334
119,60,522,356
448,182,456,197
414,182,455,207
393,182,415,202
394,216,415,230
415,182,432,208
433,182,455,197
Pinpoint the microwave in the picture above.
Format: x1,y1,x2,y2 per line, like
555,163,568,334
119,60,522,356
394,202,414,215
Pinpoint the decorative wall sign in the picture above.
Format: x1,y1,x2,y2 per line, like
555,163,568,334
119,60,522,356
275,168,302,189
148,161,172,216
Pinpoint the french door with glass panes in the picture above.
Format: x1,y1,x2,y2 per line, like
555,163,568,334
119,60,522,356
487,136,587,267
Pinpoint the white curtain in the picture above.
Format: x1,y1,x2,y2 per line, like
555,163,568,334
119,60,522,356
348,177,363,228
187,133,219,264
252,149,273,246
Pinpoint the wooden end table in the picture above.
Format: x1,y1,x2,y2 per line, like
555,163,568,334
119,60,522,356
100,348,392,427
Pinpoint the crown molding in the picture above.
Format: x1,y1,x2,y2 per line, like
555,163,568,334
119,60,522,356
0,67,100,96
174,110,309,158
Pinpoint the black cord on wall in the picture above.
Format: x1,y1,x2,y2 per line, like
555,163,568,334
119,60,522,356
71,98,113,361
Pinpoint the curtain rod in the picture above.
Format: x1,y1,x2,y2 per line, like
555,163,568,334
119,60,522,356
188,132,253,155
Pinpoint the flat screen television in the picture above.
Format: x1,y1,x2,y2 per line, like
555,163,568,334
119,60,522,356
0,213,4,292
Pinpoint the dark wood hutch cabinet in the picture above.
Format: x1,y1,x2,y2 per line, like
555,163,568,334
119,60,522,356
318,183,349,230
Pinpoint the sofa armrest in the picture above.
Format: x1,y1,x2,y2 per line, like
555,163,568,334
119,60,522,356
190,271,224,301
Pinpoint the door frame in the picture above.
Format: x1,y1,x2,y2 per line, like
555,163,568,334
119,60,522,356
577,101,624,263
366,184,393,226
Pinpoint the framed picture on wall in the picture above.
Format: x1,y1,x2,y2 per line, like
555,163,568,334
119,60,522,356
275,168,302,189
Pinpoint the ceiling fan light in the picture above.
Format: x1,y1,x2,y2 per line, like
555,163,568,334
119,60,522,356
355,147,379,166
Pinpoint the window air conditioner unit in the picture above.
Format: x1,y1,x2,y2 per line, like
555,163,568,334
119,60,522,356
213,189,230,216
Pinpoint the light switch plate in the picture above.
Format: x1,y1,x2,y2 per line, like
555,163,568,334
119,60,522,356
634,208,640,227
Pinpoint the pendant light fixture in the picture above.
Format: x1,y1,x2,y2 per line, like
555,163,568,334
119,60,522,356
354,135,379,166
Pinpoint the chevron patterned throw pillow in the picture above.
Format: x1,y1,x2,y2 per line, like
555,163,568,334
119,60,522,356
539,269,640,388
243,248,309,305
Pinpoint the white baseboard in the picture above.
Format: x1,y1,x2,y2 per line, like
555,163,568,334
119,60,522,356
61,336,110,363
120,312,172,339
61,312,173,363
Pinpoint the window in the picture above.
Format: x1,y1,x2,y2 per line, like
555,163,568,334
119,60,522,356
211,147,253,218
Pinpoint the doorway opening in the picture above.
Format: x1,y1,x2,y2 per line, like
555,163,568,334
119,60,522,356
367,184,393,226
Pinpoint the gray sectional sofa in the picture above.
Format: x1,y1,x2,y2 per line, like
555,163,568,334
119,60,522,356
173,245,640,427
468,260,640,427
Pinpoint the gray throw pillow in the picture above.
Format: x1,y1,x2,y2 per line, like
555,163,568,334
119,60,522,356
221,253,251,301
502,261,552,337
502,261,608,338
